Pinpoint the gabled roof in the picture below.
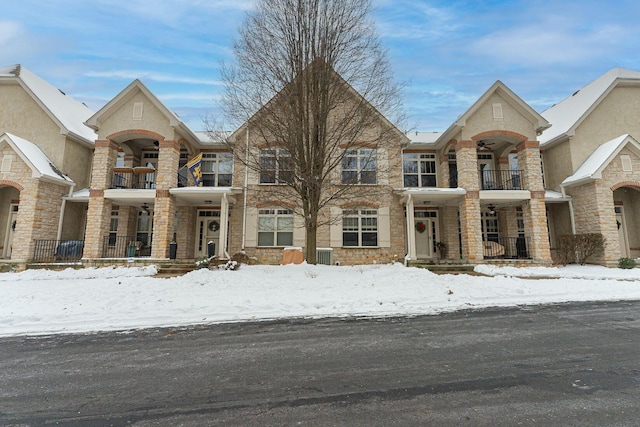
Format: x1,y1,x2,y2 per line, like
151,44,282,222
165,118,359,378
540,68,640,147
85,79,200,145
436,80,550,147
561,134,640,187
0,65,96,144
0,133,74,186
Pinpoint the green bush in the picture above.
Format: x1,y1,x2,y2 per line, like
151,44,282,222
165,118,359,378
618,257,637,269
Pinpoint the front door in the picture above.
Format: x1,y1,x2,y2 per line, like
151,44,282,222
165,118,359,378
3,204,18,259
414,211,439,259
615,206,629,258
196,210,221,258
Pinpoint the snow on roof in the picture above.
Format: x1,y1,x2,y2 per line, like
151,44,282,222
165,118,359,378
544,189,570,202
562,134,636,186
1,133,74,185
193,130,229,145
406,132,441,145
65,188,90,201
0,65,96,143
539,68,640,146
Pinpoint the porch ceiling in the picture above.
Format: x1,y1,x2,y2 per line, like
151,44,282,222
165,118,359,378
398,188,466,205
170,186,241,207
103,189,156,207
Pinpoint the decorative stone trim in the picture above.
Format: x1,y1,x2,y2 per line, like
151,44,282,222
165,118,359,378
89,189,104,197
340,201,379,209
156,189,170,198
472,130,527,143
516,141,540,151
158,140,180,151
106,129,165,143
465,191,479,199
0,180,24,191
611,180,640,191
256,201,297,209
95,139,119,150
456,140,475,150
531,190,546,199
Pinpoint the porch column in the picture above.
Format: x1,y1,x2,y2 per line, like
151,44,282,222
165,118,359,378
176,206,195,259
517,141,551,262
151,140,181,259
441,206,460,260
151,191,175,259
84,139,119,258
459,192,483,261
406,194,416,260
456,140,483,261
219,193,230,258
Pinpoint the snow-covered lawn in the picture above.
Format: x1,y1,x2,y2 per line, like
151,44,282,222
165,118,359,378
1,263,639,337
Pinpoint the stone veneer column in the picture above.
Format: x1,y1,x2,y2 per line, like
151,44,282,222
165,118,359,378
456,141,484,261
84,140,118,258
151,140,180,259
517,141,551,262
440,206,460,260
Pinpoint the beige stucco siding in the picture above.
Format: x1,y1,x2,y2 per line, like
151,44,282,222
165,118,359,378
542,141,574,191
461,93,538,141
572,86,640,168
96,92,176,140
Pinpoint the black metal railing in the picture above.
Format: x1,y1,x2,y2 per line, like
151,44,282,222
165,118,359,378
479,169,524,190
483,237,530,259
102,235,152,258
111,171,156,189
32,239,84,262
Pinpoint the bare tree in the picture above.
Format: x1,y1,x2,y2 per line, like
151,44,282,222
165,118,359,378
218,0,405,263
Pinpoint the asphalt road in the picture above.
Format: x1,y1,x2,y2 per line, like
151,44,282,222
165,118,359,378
2,300,640,426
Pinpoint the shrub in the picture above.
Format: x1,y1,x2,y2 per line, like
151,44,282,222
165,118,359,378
618,257,637,269
557,233,606,265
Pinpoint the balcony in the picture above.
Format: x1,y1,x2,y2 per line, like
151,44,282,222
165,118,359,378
111,167,156,189
479,169,524,190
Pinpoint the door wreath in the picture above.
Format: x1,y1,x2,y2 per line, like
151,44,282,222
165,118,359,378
415,221,426,233
208,220,220,232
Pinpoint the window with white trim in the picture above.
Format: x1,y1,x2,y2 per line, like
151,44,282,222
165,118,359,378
260,149,293,184
258,209,293,246
202,153,233,186
481,211,499,242
342,209,378,247
108,210,119,246
342,149,377,184
403,153,436,187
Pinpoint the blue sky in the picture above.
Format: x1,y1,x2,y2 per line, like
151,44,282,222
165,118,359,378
2,0,640,132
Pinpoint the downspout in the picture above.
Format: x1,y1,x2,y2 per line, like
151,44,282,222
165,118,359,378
561,185,576,234
241,124,249,250
57,184,75,241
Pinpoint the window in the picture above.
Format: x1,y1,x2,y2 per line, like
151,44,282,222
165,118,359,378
136,210,153,250
108,210,119,246
342,149,376,184
260,149,293,184
403,153,436,187
202,153,233,186
342,209,378,247
481,211,499,242
258,209,293,246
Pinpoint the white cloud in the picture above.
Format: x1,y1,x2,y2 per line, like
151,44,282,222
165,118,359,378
85,70,222,86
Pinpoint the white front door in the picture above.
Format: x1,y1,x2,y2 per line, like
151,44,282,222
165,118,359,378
414,211,439,259
196,210,221,258
615,206,629,258
3,204,18,259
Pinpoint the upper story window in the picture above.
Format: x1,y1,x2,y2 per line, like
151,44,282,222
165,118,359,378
260,149,293,184
342,149,377,184
403,153,436,187
202,153,233,187
342,209,378,247
258,209,293,246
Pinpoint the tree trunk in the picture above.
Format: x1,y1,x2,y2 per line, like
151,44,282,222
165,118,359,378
305,210,318,264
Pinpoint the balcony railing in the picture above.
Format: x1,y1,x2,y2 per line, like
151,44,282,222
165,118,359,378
111,168,156,189
483,237,530,259
102,235,151,258
32,239,84,262
479,169,524,190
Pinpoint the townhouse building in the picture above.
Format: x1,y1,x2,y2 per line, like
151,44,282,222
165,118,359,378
1,64,639,268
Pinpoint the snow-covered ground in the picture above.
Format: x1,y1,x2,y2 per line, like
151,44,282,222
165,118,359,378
1,263,639,337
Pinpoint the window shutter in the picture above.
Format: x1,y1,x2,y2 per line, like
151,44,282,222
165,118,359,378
244,207,258,248
378,206,391,247
293,214,306,247
330,206,342,247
